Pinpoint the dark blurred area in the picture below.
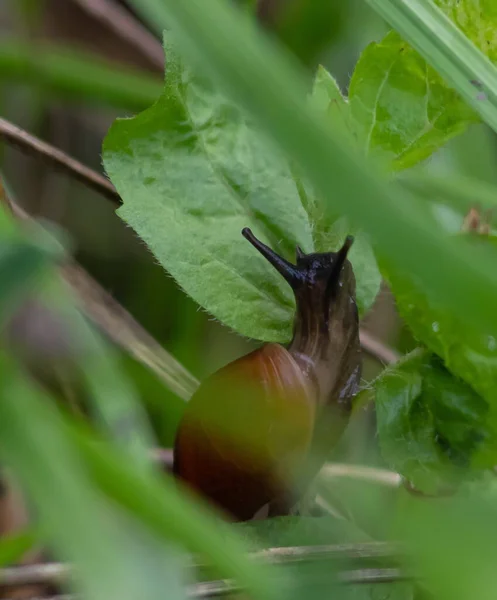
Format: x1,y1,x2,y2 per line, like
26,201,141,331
0,0,411,447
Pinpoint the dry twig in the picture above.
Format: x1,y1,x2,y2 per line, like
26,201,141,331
0,118,120,206
359,329,400,365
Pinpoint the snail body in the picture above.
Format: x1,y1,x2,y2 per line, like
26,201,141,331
173,228,361,521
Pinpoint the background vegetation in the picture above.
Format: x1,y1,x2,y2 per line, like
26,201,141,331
2,1,497,600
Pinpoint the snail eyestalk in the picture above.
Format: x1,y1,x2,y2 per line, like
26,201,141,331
242,227,299,286
326,235,354,298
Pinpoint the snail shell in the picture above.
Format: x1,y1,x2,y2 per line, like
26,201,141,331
174,343,314,520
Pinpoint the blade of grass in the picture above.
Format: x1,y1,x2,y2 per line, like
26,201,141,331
120,0,497,338
0,354,187,600
2,176,199,401
400,171,497,214
72,422,286,600
0,40,163,111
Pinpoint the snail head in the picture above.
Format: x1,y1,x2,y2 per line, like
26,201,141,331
241,227,354,302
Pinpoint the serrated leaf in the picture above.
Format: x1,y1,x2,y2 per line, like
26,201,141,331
349,30,477,170
374,350,492,493
104,38,313,343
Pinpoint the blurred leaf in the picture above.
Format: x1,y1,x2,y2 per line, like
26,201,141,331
313,215,380,316
237,517,413,600
52,278,157,464
0,211,64,325
310,66,358,145
0,40,163,111
400,171,497,216
349,30,476,170
395,481,497,600
237,516,370,547
268,0,346,68
104,37,314,343
302,69,381,314
374,350,491,493
73,422,285,600
0,353,187,600
0,529,38,567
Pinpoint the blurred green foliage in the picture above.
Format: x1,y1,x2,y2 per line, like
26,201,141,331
4,1,497,600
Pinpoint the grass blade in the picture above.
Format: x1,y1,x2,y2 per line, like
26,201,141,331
0,40,163,111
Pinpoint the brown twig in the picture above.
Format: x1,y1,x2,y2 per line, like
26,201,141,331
251,541,401,564
61,263,199,400
69,0,164,70
0,118,120,206
359,329,400,364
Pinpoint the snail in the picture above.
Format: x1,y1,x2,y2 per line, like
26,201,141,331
173,228,361,521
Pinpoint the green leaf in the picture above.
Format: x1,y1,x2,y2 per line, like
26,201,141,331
383,235,497,459
237,516,370,547
310,66,357,146
0,215,64,326
104,38,313,343
73,423,286,600
400,170,497,217
349,30,477,170
374,350,491,493
363,0,497,137
0,529,38,567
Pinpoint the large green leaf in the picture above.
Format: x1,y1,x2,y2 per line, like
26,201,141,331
374,350,491,493
104,39,313,343
349,31,476,170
